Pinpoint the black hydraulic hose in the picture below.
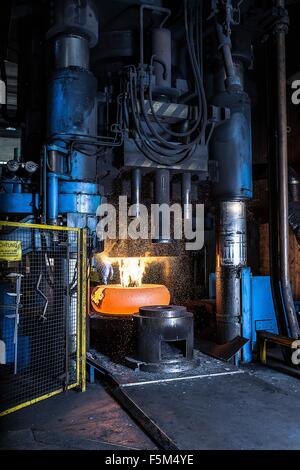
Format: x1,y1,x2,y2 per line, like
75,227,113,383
184,0,208,127
126,0,207,165
150,55,168,81
145,0,207,140
146,42,206,139
126,76,197,166
130,70,196,158
133,0,207,158
132,74,187,155
130,75,196,166
127,79,176,165
146,14,204,137
139,81,201,154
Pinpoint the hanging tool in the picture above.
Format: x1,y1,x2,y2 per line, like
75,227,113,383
5,273,23,375
36,273,49,322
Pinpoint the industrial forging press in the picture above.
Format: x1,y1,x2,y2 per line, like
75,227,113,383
0,0,300,446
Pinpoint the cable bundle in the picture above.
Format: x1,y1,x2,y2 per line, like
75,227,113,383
123,0,208,167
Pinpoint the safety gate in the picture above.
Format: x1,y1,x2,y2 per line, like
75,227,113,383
0,222,87,416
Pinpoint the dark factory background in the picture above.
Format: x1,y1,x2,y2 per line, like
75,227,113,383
0,0,300,452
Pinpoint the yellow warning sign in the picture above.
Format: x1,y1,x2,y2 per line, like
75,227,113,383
0,241,22,262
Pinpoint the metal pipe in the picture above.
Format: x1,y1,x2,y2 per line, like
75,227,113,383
182,173,192,222
131,168,142,218
139,5,171,67
47,172,59,225
153,169,171,244
221,42,235,82
43,146,47,224
155,169,170,206
241,267,252,363
218,201,247,268
275,0,300,339
54,35,90,69
216,201,247,343
151,28,172,89
212,41,251,343
215,23,241,91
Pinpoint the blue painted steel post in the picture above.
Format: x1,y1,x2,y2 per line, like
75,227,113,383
241,267,252,363
47,173,59,225
209,273,216,299
89,365,95,384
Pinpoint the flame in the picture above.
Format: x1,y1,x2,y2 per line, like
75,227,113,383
100,254,174,288
118,258,147,288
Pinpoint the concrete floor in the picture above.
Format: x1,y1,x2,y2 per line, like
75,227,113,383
0,383,156,450
120,367,300,450
1,361,299,450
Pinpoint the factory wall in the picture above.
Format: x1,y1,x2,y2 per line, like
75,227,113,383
260,223,300,300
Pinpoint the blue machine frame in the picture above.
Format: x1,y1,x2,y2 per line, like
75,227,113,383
210,271,279,363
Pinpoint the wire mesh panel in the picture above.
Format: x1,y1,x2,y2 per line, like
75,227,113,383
0,222,86,416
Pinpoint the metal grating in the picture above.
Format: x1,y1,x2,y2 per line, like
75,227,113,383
0,222,86,416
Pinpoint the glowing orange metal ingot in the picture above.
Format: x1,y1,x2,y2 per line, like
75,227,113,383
91,284,171,316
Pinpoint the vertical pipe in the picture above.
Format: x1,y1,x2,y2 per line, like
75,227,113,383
131,168,142,218
151,28,172,89
265,39,288,338
155,169,170,206
241,267,252,363
139,5,171,67
47,173,58,225
218,202,247,267
216,201,247,343
182,173,192,222
215,23,242,91
275,0,300,339
212,14,252,345
153,169,171,243
43,146,47,223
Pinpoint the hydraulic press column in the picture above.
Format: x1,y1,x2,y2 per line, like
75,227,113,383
211,32,253,344
46,0,101,249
